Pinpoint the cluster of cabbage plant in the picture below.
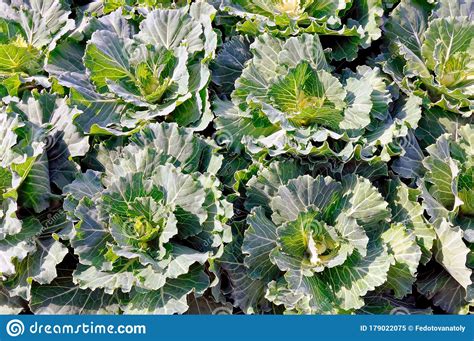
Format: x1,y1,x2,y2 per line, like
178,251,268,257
0,0,472,315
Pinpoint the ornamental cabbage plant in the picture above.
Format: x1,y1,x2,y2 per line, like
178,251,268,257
216,160,428,314
219,0,384,61
0,90,86,313
381,0,473,115
61,122,232,314
47,2,218,135
214,33,418,163
0,0,74,96
0,0,473,316
416,125,473,313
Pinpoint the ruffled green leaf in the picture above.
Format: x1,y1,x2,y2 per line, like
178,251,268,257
30,277,121,314
433,219,471,288
387,179,435,264
124,264,209,314
243,207,279,281
417,264,470,314
0,284,24,314
382,223,421,298
320,240,391,311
